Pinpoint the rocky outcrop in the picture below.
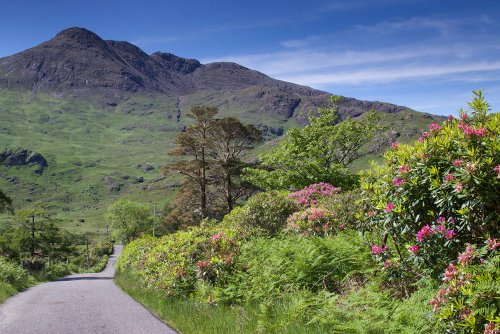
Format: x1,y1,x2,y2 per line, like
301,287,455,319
0,148,48,174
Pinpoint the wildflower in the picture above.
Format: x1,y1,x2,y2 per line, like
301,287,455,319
445,230,456,239
211,233,224,241
444,263,458,281
494,165,500,178
371,245,383,254
444,174,455,182
409,245,420,254
436,225,446,233
416,225,434,242
455,182,463,192
393,177,404,187
447,115,453,122
484,322,499,334
453,159,465,167
437,216,446,224
398,164,409,174
486,238,500,251
460,113,469,121
384,202,395,213
465,162,477,173
418,132,429,142
458,245,476,265
429,122,442,133
391,142,400,150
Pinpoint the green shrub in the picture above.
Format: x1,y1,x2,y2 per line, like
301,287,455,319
222,190,297,236
360,91,500,277
430,240,500,333
44,263,71,280
0,256,31,290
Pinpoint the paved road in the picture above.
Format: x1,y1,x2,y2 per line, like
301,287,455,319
0,245,177,334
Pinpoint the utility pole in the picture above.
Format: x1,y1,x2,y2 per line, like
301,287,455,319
86,234,89,269
153,203,156,237
31,214,35,257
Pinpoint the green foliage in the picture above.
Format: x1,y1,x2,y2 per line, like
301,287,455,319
220,232,372,303
431,242,500,333
244,96,386,190
221,190,297,236
0,256,31,291
106,199,152,243
360,90,500,276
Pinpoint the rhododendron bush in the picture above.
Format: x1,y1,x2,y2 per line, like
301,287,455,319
431,240,499,333
361,90,500,275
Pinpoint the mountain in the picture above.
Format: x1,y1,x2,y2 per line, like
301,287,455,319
0,27,444,232
0,27,409,123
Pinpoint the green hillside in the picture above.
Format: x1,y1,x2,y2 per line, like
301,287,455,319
0,90,444,232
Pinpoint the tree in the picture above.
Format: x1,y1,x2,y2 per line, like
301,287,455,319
244,96,386,190
105,199,152,243
164,106,218,219
164,106,262,226
208,117,262,212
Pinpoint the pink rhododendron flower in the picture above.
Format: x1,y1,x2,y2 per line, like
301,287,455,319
409,245,420,254
429,122,442,133
444,174,455,182
462,124,487,137
484,322,499,334
447,115,453,122
391,142,400,150
398,164,409,174
437,216,446,224
418,131,429,142
465,162,477,173
367,211,376,217
371,245,383,254
449,217,455,224
445,230,456,239
436,225,446,233
443,263,458,281
384,202,395,213
494,165,500,178
392,177,404,187
458,245,476,265
487,238,500,251
455,182,463,192
460,113,469,121
288,183,341,207
211,232,224,241
453,159,465,167
416,225,434,242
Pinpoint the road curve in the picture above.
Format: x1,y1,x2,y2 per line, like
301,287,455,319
0,245,177,334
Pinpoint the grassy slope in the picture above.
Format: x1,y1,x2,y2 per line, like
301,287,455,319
0,90,443,233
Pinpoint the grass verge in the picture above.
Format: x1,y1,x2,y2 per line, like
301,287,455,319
115,270,328,334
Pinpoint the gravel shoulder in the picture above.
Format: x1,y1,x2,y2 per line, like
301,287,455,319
0,245,177,334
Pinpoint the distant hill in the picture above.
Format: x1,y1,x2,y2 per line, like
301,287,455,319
0,27,445,232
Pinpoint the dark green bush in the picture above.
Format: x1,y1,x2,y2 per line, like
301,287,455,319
222,190,297,236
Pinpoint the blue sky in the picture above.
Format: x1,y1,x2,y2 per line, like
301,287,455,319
1,0,499,116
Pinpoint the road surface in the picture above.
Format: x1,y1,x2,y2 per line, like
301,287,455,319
0,245,177,334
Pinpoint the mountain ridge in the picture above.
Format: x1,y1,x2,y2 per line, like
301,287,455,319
0,27,410,122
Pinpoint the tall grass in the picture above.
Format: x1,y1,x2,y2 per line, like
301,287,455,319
115,270,331,334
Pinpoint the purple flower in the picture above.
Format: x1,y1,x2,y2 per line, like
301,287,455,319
392,177,404,187
445,230,456,239
371,245,383,254
384,202,396,213
409,245,420,254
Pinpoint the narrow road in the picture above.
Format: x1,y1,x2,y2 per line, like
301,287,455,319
0,245,177,334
